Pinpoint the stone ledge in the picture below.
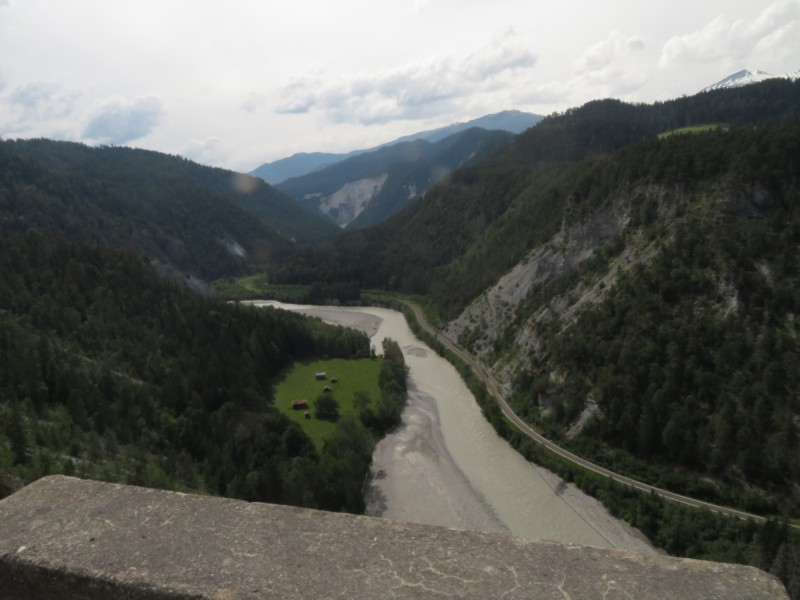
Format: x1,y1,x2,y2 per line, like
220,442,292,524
0,476,788,599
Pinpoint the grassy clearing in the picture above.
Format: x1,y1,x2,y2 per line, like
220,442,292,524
273,357,383,449
657,124,729,139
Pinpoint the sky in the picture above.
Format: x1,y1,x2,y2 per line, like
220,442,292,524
1,0,798,172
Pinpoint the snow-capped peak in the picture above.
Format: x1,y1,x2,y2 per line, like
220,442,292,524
701,69,798,92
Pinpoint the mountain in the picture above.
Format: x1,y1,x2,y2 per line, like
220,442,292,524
701,68,800,92
250,110,542,184
384,109,543,146
0,139,340,280
275,127,514,229
248,151,359,186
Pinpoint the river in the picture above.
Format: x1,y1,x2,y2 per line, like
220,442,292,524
250,301,653,553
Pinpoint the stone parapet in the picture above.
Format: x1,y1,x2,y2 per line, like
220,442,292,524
0,476,788,599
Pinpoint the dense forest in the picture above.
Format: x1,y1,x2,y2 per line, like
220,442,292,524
488,125,800,510
0,231,383,512
0,139,339,281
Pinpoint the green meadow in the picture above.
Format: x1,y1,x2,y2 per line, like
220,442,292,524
273,357,383,449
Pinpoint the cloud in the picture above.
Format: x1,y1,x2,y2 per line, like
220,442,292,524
82,95,164,144
275,32,537,125
181,136,229,167
659,0,800,67
241,92,268,114
576,31,645,74
412,0,434,14
1,81,81,135
522,30,647,108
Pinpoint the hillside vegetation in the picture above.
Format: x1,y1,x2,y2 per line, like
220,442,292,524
0,231,379,513
0,139,340,281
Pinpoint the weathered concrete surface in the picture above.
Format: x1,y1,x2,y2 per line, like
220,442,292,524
0,476,788,599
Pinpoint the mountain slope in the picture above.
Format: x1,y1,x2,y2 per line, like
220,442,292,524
452,126,800,511
251,110,542,184
385,109,542,146
276,127,513,229
0,140,340,280
249,151,359,186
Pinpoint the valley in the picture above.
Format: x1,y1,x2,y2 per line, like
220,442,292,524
2,77,800,596
257,301,654,552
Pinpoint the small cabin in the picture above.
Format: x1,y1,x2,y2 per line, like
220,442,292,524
330,378,338,384
315,372,327,381
292,399,310,410
303,411,311,419
323,386,333,393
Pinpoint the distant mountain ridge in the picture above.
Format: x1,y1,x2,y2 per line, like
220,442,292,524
251,110,542,184
701,68,800,92
275,127,514,230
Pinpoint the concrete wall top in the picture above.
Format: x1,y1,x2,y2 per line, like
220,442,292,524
0,476,788,599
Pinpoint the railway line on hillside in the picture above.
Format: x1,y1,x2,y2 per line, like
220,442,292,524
401,300,793,527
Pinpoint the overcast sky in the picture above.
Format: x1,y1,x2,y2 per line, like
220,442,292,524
1,0,798,172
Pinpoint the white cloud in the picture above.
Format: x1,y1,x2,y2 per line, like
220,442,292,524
275,31,537,125
576,31,645,74
181,136,227,167
1,81,81,136
660,0,800,67
521,30,648,109
413,0,434,14
1,1,793,169
82,95,164,144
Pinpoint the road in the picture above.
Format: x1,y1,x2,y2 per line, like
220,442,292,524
401,300,784,525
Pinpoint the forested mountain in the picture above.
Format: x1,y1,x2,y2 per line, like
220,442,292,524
0,231,376,510
251,151,357,186
250,109,541,184
384,109,542,146
0,139,340,281
275,127,513,229
273,80,800,516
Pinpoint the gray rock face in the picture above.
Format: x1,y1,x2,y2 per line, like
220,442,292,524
0,476,788,599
